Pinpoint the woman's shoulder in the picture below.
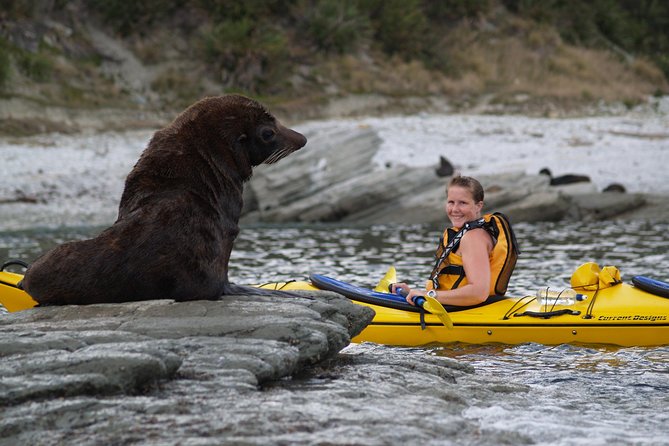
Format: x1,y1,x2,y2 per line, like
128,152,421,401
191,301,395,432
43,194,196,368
461,226,493,248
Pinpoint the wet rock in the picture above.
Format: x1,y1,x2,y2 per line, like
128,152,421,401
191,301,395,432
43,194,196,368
612,193,665,220
498,191,571,222
0,291,374,410
567,192,646,221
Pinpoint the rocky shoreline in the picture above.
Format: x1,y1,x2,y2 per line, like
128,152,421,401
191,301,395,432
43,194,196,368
0,290,375,444
241,124,666,225
2,110,667,233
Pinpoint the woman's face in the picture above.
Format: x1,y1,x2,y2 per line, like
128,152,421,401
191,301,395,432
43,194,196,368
446,185,483,228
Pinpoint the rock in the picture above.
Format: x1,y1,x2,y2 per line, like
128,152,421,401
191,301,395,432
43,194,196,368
497,191,571,222
567,192,646,221
0,291,374,409
260,165,439,223
549,181,599,196
348,177,447,225
246,126,382,218
481,172,551,209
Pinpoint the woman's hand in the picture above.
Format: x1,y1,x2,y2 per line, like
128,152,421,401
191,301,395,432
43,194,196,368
390,282,409,296
405,289,427,306
391,283,427,306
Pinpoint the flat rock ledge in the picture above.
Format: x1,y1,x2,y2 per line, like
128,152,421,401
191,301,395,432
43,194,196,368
0,291,374,434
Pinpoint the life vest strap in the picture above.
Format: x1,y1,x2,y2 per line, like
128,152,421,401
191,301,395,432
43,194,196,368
429,218,487,289
429,212,520,295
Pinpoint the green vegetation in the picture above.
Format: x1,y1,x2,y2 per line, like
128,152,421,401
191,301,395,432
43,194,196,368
0,40,10,87
84,0,669,86
0,0,666,111
298,0,371,54
16,50,53,82
87,0,184,35
502,0,669,75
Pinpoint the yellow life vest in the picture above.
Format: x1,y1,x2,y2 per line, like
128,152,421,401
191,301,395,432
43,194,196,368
427,213,519,296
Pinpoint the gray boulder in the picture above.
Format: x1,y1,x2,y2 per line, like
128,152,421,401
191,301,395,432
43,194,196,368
0,291,374,408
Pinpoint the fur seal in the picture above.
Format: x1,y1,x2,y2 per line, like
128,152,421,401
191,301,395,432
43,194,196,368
21,95,307,305
435,155,454,177
603,183,626,193
539,168,590,185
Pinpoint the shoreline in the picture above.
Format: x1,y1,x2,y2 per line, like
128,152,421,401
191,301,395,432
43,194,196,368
1,101,668,231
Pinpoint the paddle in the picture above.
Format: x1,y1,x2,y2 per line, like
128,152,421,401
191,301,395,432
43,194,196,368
373,265,398,292
374,266,453,329
403,290,454,329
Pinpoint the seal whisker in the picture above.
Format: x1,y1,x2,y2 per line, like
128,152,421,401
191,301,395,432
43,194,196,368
265,149,288,164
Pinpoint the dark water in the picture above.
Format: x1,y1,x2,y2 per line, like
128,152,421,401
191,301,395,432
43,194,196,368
2,221,669,444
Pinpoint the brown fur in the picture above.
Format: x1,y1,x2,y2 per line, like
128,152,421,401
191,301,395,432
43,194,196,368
21,95,307,305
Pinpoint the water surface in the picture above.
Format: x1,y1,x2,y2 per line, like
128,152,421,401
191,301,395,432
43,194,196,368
1,221,668,444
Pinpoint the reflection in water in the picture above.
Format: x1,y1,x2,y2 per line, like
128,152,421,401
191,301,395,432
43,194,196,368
4,221,667,292
2,221,669,444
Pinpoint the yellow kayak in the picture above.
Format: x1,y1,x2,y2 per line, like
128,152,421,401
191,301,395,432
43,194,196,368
260,270,669,347
3,265,669,347
0,269,37,312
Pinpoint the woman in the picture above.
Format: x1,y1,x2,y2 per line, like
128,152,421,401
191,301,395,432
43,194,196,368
392,175,518,307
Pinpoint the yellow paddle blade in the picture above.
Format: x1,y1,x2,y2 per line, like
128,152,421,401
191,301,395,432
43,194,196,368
373,266,398,292
423,295,454,329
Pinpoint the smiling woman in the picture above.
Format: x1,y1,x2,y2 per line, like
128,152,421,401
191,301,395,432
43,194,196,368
391,175,520,308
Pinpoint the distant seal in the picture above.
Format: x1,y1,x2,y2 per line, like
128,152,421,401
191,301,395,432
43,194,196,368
435,155,454,177
539,168,590,185
603,183,626,193
21,95,307,305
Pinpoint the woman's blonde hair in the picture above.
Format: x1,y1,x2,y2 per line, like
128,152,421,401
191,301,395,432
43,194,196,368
448,175,484,203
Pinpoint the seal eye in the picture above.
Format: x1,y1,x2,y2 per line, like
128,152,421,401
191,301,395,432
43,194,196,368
260,128,276,143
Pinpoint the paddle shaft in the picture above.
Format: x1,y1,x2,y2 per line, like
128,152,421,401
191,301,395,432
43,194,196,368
394,287,427,307
394,286,454,329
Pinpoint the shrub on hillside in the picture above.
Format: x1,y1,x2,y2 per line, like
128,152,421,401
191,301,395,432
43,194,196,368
296,0,372,54
202,19,290,94
16,50,52,82
0,40,10,87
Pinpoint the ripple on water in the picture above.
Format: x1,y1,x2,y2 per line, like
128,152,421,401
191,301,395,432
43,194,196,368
2,221,669,444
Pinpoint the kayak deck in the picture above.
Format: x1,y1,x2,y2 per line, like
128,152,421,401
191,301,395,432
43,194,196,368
308,273,669,347
3,269,669,346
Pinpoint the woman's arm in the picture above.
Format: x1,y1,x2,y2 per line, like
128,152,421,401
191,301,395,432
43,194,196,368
401,229,492,306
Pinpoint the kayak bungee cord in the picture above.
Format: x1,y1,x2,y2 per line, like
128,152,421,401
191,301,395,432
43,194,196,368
502,295,535,320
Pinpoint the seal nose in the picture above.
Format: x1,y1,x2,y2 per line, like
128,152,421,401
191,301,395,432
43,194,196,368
278,123,307,149
295,131,307,148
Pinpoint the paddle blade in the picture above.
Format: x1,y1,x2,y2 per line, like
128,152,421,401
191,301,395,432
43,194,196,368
423,295,454,329
373,266,398,292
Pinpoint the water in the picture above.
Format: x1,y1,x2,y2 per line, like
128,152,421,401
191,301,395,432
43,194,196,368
2,221,669,444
